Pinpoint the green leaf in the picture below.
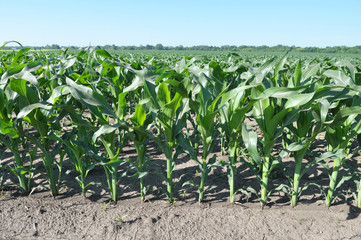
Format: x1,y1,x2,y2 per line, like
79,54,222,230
116,92,127,120
220,85,255,107
123,75,144,92
131,104,147,126
292,60,302,87
104,158,124,167
143,79,160,109
178,135,198,162
1,62,41,85
302,64,320,83
96,49,113,59
286,142,305,152
242,125,261,165
138,172,148,178
16,103,52,120
157,82,172,105
92,123,125,143
324,70,352,86
9,78,38,105
46,85,71,104
267,108,290,136
320,99,330,124
0,119,19,138
332,106,361,124
255,86,308,100
285,92,314,109
0,41,23,50
66,77,114,116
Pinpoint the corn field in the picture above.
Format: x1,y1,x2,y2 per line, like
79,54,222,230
1,43,361,209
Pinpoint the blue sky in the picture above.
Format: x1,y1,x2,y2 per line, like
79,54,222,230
2,0,361,47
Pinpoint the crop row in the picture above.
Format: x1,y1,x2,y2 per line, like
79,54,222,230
1,44,361,208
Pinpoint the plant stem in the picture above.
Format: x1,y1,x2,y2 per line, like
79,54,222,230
198,160,207,202
44,152,58,197
357,179,361,208
80,170,86,196
166,154,173,203
111,166,118,202
229,144,237,204
135,144,146,201
325,157,341,208
12,148,29,195
291,149,307,207
140,177,145,201
261,155,270,207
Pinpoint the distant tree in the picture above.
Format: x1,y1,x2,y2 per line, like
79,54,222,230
155,43,164,50
175,45,184,50
51,44,60,49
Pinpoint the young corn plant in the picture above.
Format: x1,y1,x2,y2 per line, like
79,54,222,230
62,126,97,196
286,101,323,207
92,122,129,203
0,88,34,194
139,78,186,203
218,84,255,203
281,62,327,207
124,59,191,202
15,101,66,197
243,84,314,207
186,73,228,202
0,136,37,195
283,85,351,207
0,44,40,194
128,104,153,201
241,55,319,207
2,60,68,196
95,49,155,201
66,76,128,202
323,100,361,207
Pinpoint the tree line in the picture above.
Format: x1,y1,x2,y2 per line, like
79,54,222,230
3,43,361,54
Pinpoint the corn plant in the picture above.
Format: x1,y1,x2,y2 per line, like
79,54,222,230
185,72,228,202
285,102,324,206
140,78,186,203
62,126,97,196
244,85,314,206
0,88,34,194
280,62,325,207
0,58,69,196
95,50,155,201
93,122,129,202
64,74,127,202
2,45,361,209
219,84,255,203
323,102,361,207
128,104,153,201
284,84,354,207
0,43,39,194
245,55,321,206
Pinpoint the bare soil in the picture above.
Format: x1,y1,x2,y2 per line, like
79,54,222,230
1,190,361,240
1,133,361,239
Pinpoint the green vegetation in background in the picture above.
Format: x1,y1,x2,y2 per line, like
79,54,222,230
3,44,361,55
